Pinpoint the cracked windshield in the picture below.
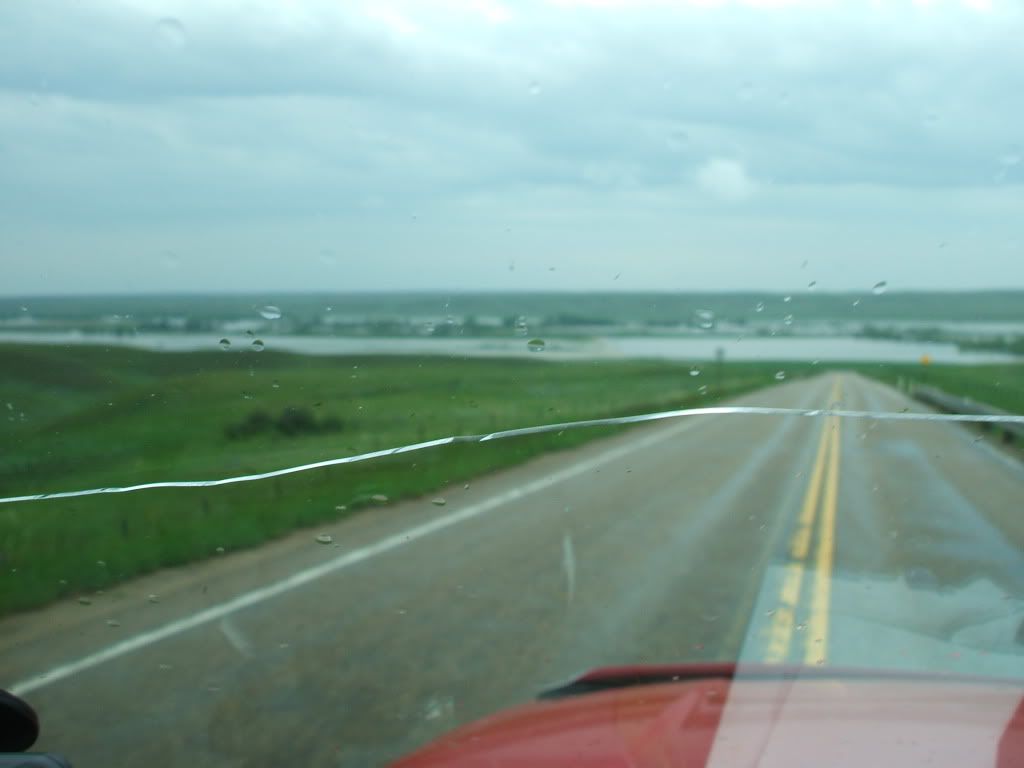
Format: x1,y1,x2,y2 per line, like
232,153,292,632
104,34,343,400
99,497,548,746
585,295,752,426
3,2,1024,767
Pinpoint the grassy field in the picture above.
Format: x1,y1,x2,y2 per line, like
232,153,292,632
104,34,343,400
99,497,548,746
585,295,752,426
855,362,1024,414
0,343,807,616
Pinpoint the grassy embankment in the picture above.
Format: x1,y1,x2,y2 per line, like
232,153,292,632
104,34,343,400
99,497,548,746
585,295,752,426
0,343,804,616
856,361,1024,414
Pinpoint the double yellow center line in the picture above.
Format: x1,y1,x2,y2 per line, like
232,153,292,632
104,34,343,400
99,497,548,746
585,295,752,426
764,378,843,666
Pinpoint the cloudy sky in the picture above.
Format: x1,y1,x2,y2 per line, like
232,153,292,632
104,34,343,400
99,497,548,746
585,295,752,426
1,0,1022,295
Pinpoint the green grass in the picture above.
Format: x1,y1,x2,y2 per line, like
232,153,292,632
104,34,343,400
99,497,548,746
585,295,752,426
0,343,802,616
852,362,1024,414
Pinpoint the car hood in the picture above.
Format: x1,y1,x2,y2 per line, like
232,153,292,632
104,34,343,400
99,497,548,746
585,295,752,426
393,665,1024,768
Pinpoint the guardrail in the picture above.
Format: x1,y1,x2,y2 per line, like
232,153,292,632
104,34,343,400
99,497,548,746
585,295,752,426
911,384,1024,444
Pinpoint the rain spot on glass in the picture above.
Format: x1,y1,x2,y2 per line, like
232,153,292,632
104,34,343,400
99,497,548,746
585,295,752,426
775,370,786,381
695,309,715,330
527,338,546,352
514,316,529,336
698,384,708,395
423,694,455,722
259,305,282,320
271,380,280,389
250,339,265,352
852,299,861,307
421,321,436,336
666,127,689,152
783,295,792,303
218,338,231,350
431,498,447,507
755,302,765,313
106,619,120,628
78,597,92,606
371,494,389,504
689,366,701,377
154,17,187,49
783,314,794,326
872,281,888,295
147,594,160,603
160,250,180,270
807,280,817,290
215,546,225,554
315,533,333,545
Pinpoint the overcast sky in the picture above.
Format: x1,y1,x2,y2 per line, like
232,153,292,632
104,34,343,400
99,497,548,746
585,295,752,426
2,0,1022,295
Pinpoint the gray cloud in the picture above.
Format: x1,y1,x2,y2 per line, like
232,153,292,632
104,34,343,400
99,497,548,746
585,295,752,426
1,0,1023,293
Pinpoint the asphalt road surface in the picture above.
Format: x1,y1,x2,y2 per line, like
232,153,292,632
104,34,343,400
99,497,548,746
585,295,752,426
2,373,1023,766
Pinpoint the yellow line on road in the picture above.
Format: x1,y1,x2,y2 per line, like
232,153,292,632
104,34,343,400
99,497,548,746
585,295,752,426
805,386,842,666
763,377,841,664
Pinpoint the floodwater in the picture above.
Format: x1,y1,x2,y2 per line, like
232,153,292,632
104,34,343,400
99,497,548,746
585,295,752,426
0,331,1016,363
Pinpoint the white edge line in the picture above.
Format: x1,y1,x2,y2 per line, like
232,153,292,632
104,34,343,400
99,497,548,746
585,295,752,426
10,414,705,696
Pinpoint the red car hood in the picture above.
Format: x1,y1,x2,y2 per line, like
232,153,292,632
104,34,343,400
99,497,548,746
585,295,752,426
393,664,1024,768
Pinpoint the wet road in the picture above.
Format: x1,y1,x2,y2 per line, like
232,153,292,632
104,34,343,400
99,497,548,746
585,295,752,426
2,373,1023,766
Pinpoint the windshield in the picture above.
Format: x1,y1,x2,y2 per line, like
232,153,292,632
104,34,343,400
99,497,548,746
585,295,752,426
2,1,1023,766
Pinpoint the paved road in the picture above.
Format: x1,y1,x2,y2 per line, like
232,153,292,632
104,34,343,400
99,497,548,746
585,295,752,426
2,373,1023,766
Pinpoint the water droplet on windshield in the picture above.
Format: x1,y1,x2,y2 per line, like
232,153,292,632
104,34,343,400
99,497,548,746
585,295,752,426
147,594,160,603
527,338,546,352
698,384,708,395
852,299,861,307
106,619,120,628
78,597,92,606
755,302,765,313
807,281,817,290
154,17,186,48
218,338,231,350
421,321,436,336
431,498,447,506
775,371,786,381
689,366,701,377
215,546,225,554
783,314,794,326
666,128,689,152
315,533,333,545
271,380,280,389
783,295,792,303
371,494,389,504
872,281,888,295
251,339,265,352
259,305,282,320
695,309,715,330
514,316,529,336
